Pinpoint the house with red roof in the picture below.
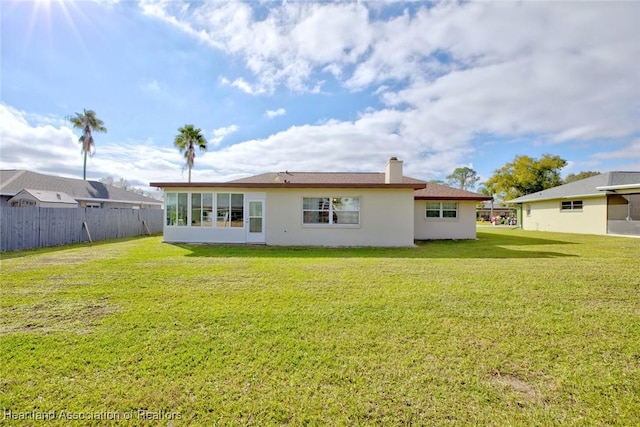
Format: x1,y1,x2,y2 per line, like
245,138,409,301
150,158,491,246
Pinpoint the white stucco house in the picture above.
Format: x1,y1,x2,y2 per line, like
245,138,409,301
509,171,640,237
151,158,491,247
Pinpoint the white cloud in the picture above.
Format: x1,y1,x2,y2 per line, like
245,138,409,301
0,103,187,190
141,1,639,148
209,125,239,146
141,1,373,93
143,79,161,92
4,1,638,189
590,139,640,171
220,76,265,95
265,108,286,119
196,107,463,181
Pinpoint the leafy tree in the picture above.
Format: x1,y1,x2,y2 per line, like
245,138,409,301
99,176,114,186
446,167,480,190
100,177,132,190
174,124,208,183
68,109,107,180
485,154,567,201
564,171,600,184
429,179,446,185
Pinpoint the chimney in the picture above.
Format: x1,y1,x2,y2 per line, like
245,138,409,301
385,157,403,184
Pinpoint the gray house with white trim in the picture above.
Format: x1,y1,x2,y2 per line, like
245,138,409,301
0,170,162,209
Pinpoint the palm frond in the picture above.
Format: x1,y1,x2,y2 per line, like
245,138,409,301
174,124,208,182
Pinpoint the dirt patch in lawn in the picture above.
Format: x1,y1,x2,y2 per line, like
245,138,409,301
489,371,540,404
1,299,118,335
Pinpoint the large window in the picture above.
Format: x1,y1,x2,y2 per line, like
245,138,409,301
166,192,241,227
191,193,213,226
561,200,583,211
303,197,360,225
166,192,188,226
217,193,244,227
425,201,458,219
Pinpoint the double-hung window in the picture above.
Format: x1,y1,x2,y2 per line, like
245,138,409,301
561,200,583,211
303,197,360,225
425,201,458,219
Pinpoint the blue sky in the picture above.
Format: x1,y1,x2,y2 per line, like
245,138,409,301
1,0,639,192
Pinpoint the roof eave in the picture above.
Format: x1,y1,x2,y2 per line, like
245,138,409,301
150,182,426,190
509,192,606,203
414,196,492,201
74,197,163,205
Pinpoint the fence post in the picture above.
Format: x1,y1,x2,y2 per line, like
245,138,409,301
82,221,93,243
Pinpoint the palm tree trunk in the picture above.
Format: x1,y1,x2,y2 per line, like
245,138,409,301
83,150,88,180
188,167,192,183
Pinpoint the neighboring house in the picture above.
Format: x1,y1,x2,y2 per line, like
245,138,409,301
150,158,492,246
8,189,78,208
509,171,640,237
476,201,515,222
0,170,162,209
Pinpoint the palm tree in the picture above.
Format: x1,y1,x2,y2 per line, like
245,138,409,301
174,124,207,182
68,109,107,180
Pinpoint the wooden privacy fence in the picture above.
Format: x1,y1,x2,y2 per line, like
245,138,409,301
0,207,164,252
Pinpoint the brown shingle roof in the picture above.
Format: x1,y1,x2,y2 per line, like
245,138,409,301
414,183,492,201
151,172,426,189
231,172,425,185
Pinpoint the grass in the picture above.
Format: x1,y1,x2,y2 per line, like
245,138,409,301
1,229,639,425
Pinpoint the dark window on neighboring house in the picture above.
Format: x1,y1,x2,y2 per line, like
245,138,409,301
561,200,583,211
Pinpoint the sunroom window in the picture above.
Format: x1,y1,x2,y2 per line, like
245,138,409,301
191,193,213,226
217,193,244,227
166,192,188,226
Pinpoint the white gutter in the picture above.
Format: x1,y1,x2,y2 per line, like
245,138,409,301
596,183,640,191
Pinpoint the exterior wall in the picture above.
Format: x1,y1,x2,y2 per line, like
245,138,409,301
161,187,416,246
520,196,607,235
265,188,415,247
414,200,478,240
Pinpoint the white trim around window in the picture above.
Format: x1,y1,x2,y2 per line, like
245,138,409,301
165,192,245,228
560,200,583,211
302,196,360,227
425,201,458,219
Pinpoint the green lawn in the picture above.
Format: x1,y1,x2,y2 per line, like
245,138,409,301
1,229,639,425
